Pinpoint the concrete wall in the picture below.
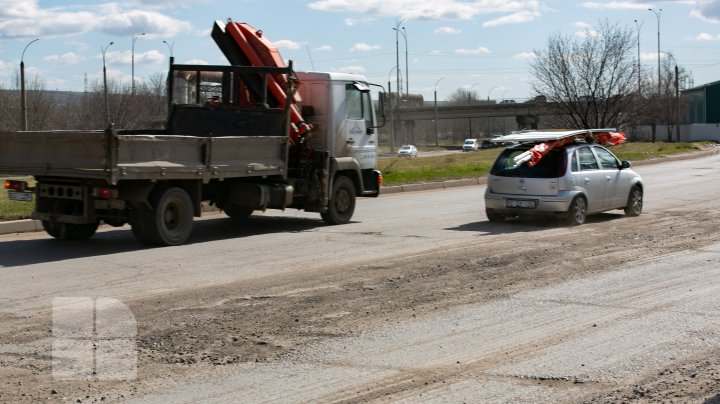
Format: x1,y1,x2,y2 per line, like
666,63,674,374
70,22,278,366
630,124,720,142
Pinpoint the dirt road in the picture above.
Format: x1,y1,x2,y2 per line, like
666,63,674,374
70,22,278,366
0,152,719,403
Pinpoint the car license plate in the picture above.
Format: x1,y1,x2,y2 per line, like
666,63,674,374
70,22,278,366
506,199,536,208
8,191,33,202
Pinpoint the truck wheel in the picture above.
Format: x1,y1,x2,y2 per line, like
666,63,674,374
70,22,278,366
42,221,99,240
223,204,253,221
141,187,194,246
564,196,587,226
321,176,356,225
624,185,643,217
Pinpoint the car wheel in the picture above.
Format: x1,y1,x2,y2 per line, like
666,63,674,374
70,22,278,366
564,196,587,226
486,209,505,223
624,185,643,217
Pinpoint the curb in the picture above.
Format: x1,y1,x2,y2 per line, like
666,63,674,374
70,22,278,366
2,147,717,236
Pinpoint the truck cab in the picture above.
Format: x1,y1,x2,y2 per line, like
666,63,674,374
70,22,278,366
297,72,380,197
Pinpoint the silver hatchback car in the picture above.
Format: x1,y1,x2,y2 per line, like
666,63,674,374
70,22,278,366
484,141,643,225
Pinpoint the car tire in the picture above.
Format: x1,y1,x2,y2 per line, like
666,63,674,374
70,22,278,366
624,185,643,217
564,196,587,226
486,209,505,223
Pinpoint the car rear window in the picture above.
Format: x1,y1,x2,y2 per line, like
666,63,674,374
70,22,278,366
491,146,567,178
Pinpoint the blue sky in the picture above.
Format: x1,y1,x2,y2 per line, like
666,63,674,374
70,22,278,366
1,0,719,101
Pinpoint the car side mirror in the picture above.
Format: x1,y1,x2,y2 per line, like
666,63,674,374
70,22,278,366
620,160,631,169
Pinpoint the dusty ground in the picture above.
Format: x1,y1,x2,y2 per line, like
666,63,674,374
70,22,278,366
1,206,720,403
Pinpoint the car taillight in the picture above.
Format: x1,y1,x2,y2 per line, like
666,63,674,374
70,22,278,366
4,180,28,191
92,187,118,199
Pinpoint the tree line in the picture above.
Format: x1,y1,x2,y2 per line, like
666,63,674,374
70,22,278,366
0,73,168,132
446,20,689,142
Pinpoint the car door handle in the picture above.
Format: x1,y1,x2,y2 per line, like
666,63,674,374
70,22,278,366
346,140,356,144
584,178,591,184
606,176,613,182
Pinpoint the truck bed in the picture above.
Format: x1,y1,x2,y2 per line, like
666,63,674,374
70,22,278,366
0,129,288,184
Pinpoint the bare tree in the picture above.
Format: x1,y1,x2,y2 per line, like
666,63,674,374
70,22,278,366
642,53,688,142
446,87,481,105
530,20,639,129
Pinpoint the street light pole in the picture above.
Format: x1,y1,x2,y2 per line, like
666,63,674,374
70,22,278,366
648,8,662,95
388,66,398,151
487,86,499,102
162,40,175,65
394,20,403,101
394,26,408,97
20,38,39,131
132,33,146,96
434,77,445,147
102,41,114,126
633,19,643,97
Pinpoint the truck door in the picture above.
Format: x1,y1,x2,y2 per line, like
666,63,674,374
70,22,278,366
343,83,377,170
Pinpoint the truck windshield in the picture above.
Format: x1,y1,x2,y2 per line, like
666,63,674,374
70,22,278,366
491,147,567,178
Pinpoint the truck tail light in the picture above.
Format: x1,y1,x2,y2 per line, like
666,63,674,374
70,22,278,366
93,187,118,199
4,180,28,191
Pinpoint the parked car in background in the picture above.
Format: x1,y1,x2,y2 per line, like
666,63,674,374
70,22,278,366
397,144,418,157
463,139,479,152
484,130,643,226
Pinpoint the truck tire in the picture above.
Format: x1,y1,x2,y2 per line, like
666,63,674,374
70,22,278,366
136,187,194,246
564,196,587,226
321,175,356,225
42,221,99,240
624,185,643,217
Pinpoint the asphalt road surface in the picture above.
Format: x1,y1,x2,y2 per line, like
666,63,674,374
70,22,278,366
1,151,719,403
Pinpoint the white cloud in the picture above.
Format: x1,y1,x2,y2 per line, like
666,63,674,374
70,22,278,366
690,32,720,41
101,10,193,38
350,42,381,51
430,50,443,55
513,51,537,60
344,17,376,26
482,10,540,27
105,49,165,66
183,58,209,65
692,0,720,24
308,0,543,22
574,21,599,37
43,52,83,65
579,1,652,10
434,26,461,35
331,65,366,74
455,46,490,55
314,45,332,51
0,0,98,38
640,52,658,62
274,39,302,50
0,2,193,39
